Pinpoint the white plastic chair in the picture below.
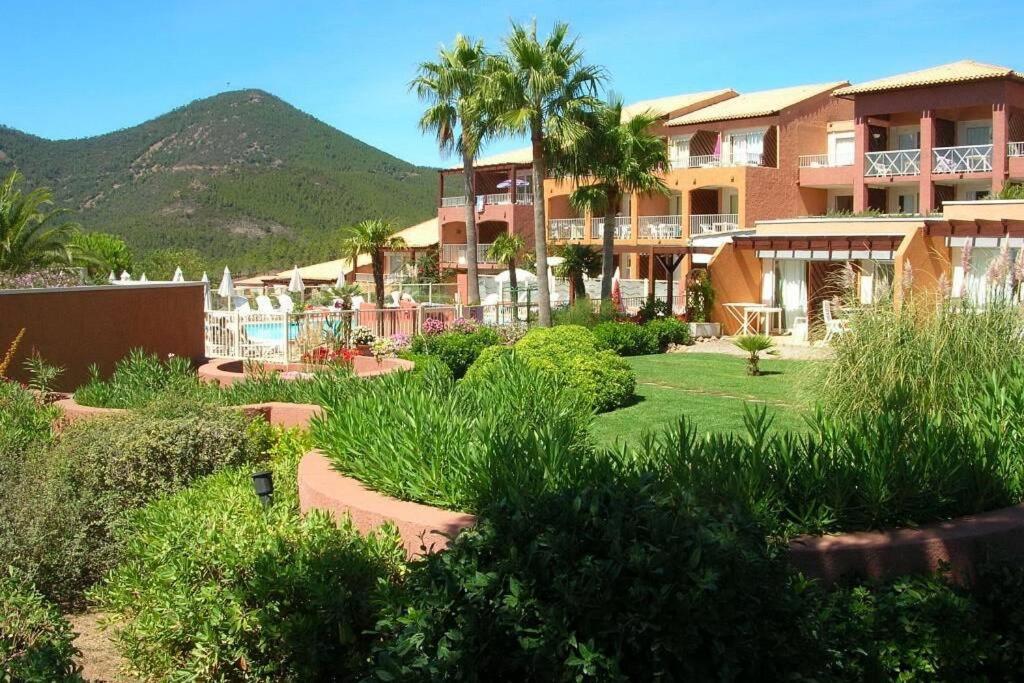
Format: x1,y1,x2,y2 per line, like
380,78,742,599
822,300,849,342
255,295,276,313
276,294,295,313
231,296,252,313
350,295,364,311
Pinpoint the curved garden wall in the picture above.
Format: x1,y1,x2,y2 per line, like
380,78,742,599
55,396,322,429
197,356,414,387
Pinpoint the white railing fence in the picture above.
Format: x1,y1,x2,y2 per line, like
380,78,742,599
689,213,740,235
687,154,721,168
799,154,854,168
638,215,683,239
864,149,921,177
441,243,498,265
1008,141,1024,157
549,217,586,240
933,144,993,174
440,191,534,208
589,215,631,239
686,152,764,168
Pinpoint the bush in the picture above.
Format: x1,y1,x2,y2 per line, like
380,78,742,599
370,479,812,680
471,325,635,412
0,381,57,473
93,434,405,682
592,321,659,356
0,568,81,682
409,326,499,379
0,408,271,605
73,349,205,408
314,353,594,512
635,298,672,323
645,317,692,348
551,299,615,328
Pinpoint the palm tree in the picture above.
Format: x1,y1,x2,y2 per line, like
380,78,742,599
412,35,490,307
487,20,605,326
342,219,407,311
487,233,527,317
555,244,600,304
0,171,77,274
733,334,778,376
69,231,133,280
557,100,669,300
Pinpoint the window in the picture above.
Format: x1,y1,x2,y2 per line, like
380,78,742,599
965,125,992,146
727,130,765,165
896,131,920,150
773,260,807,330
896,193,918,214
669,191,683,216
834,195,854,212
828,132,855,165
668,136,690,169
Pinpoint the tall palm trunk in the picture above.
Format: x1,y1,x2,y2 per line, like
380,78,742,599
462,138,480,307
372,250,385,335
600,186,618,300
530,125,551,326
508,259,519,320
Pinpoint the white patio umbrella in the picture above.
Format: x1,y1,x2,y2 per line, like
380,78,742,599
335,269,346,288
119,271,131,282
496,178,530,188
545,256,564,304
139,273,149,283
107,271,116,283
171,266,184,283
201,272,212,310
287,265,304,294
217,267,235,310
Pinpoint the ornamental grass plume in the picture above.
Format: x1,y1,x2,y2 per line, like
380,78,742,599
0,328,25,378
986,241,1011,287
901,260,914,297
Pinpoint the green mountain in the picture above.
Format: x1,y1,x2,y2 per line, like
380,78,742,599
0,89,437,275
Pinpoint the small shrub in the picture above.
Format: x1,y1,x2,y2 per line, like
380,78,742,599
474,325,635,412
645,317,692,348
592,321,659,356
73,349,206,408
0,408,271,604
733,334,778,375
0,568,81,682
551,299,615,328
93,435,404,682
409,326,499,379
0,381,57,473
685,269,715,323
370,480,811,680
635,297,671,323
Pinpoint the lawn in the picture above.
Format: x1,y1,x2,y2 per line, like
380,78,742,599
592,352,815,446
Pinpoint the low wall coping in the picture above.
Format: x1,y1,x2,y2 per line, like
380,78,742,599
297,449,477,557
56,396,322,429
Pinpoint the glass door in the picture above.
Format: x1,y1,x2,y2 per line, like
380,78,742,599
773,260,808,329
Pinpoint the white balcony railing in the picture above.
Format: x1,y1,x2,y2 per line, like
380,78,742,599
638,215,683,240
441,243,498,265
799,154,854,168
864,149,921,177
549,217,586,240
440,191,533,209
685,152,764,168
589,215,631,239
933,144,993,174
1009,142,1024,157
689,213,739,236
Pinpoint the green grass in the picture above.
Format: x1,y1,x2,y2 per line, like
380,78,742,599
593,353,813,446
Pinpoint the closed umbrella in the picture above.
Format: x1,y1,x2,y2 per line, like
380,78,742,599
217,267,235,310
287,266,304,294
107,271,116,283
201,272,212,310
172,266,184,283
139,273,149,283
119,271,131,282
335,269,346,288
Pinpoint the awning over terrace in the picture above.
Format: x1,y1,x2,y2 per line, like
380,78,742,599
925,218,1024,243
732,233,906,261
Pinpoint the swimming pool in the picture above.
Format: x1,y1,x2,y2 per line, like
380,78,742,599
244,320,341,343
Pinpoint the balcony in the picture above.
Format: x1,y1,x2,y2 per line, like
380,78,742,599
441,243,498,266
440,191,533,208
638,215,683,240
864,149,920,177
933,144,993,174
549,217,586,240
799,154,853,168
689,213,739,236
589,215,631,239
683,152,765,169
1009,142,1024,157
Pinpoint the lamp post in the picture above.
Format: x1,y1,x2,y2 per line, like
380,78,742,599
251,470,274,508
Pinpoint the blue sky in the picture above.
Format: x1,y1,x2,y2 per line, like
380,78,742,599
4,0,1021,167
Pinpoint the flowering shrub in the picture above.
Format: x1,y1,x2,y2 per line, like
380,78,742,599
370,337,396,363
390,333,411,352
410,327,500,378
0,269,81,290
494,323,528,346
350,325,376,346
449,317,479,333
302,346,357,369
421,317,448,335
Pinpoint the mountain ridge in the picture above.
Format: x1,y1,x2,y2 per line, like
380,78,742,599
0,89,438,274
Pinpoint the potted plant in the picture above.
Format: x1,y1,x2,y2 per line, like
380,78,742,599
369,337,396,366
350,325,376,356
685,270,720,338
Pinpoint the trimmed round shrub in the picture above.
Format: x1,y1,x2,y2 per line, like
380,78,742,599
0,409,272,605
470,325,635,412
93,438,405,682
409,327,499,378
645,317,692,348
592,321,659,356
0,569,80,682
369,479,811,680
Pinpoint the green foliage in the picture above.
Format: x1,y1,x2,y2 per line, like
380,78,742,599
551,298,615,327
0,408,271,605
408,326,499,378
645,316,692,348
635,297,672,322
993,182,1024,200
69,230,133,280
0,90,436,274
474,325,635,412
592,320,659,356
553,243,601,298
685,269,715,323
93,433,405,682
313,354,594,512
135,247,207,281
74,349,205,408
0,170,77,274
0,568,81,682
370,480,810,681
0,381,57,471
733,334,777,376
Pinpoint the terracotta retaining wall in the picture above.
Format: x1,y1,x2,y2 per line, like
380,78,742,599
297,450,477,557
197,356,414,387
55,396,322,429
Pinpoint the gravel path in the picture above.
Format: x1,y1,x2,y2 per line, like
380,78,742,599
672,336,834,361
67,611,138,683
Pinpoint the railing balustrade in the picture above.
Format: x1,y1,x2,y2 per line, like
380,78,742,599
441,243,498,265
932,144,993,174
799,154,854,168
638,215,683,239
864,149,921,177
689,213,740,235
589,215,631,239
549,217,586,240
440,191,533,208
1008,141,1024,157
